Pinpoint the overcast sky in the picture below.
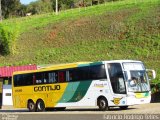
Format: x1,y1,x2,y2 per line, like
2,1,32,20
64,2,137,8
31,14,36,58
20,0,37,5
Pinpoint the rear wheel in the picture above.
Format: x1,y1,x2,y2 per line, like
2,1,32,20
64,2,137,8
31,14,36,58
97,97,109,111
119,106,128,110
27,100,36,112
36,100,45,112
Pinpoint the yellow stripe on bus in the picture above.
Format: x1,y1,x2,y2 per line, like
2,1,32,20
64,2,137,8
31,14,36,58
13,83,68,108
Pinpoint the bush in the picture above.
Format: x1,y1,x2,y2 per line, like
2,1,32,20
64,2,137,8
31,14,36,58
150,83,160,102
151,83,160,94
0,23,20,55
151,83,160,102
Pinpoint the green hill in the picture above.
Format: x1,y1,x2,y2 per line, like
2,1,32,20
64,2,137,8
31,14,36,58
0,0,160,83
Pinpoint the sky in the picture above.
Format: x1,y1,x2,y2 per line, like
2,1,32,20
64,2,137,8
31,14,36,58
20,0,37,5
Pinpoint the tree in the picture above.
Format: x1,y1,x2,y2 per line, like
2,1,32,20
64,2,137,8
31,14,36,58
51,0,75,12
0,0,2,21
27,0,52,15
17,4,27,17
1,0,21,18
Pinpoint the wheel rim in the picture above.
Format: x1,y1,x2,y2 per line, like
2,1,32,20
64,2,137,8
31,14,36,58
100,100,106,109
29,102,34,110
37,102,43,110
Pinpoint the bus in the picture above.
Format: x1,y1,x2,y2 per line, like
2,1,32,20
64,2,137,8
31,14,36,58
12,60,156,112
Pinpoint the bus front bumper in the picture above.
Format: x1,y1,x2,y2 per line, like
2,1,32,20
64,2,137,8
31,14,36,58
126,95,151,105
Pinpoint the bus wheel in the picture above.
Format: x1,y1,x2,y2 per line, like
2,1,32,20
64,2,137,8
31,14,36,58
97,97,109,111
27,100,36,112
36,99,45,112
119,106,128,110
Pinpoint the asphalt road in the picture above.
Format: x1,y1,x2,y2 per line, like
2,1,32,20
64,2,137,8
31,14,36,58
0,103,160,120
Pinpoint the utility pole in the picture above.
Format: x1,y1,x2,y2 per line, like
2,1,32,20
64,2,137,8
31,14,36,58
55,0,58,15
0,0,2,22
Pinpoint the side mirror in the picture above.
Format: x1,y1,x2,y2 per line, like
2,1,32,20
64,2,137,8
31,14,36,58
146,69,156,80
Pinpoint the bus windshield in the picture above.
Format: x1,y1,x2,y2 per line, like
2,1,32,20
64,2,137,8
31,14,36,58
128,70,150,92
123,62,150,92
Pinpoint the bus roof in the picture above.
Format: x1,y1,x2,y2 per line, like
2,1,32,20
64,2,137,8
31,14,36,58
12,62,91,75
12,60,142,75
104,60,142,63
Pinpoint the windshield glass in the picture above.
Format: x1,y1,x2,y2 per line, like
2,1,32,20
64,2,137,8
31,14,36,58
128,70,150,92
123,62,150,92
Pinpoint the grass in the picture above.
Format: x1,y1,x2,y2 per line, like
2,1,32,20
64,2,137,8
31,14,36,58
0,0,160,83
2,0,158,33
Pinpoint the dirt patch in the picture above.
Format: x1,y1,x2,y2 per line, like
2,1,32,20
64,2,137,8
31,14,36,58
72,18,93,27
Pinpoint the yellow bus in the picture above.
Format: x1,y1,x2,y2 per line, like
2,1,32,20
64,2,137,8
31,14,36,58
12,60,156,112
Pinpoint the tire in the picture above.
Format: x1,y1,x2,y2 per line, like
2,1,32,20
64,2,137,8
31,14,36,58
36,99,45,112
119,106,128,110
98,97,109,111
27,100,36,112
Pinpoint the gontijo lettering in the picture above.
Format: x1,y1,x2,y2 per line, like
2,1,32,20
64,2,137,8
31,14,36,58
34,85,60,92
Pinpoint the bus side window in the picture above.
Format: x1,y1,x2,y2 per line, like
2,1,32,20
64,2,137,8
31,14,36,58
89,65,107,80
66,70,70,82
58,71,66,83
43,72,49,83
67,69,78,82
14,75,21,87
68,68,79,81
108,63,126,94
48,72,57,83
35,73,43,84
33,74,36,85
33,72,47,84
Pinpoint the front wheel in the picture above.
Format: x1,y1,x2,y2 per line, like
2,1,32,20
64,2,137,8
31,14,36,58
98,97,109,111
36,100,45,112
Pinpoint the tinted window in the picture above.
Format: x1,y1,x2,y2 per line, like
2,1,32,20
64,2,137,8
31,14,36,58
108,63,126,94
14,73,33,87
68,65,106,81
68,67,89,81
13,64,107,86
58,71,66,83
48,72,58,83
77,67,90,80
90,65,106,80
34,73,43,84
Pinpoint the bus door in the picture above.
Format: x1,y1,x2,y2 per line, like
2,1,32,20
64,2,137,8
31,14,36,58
107,63,127,105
